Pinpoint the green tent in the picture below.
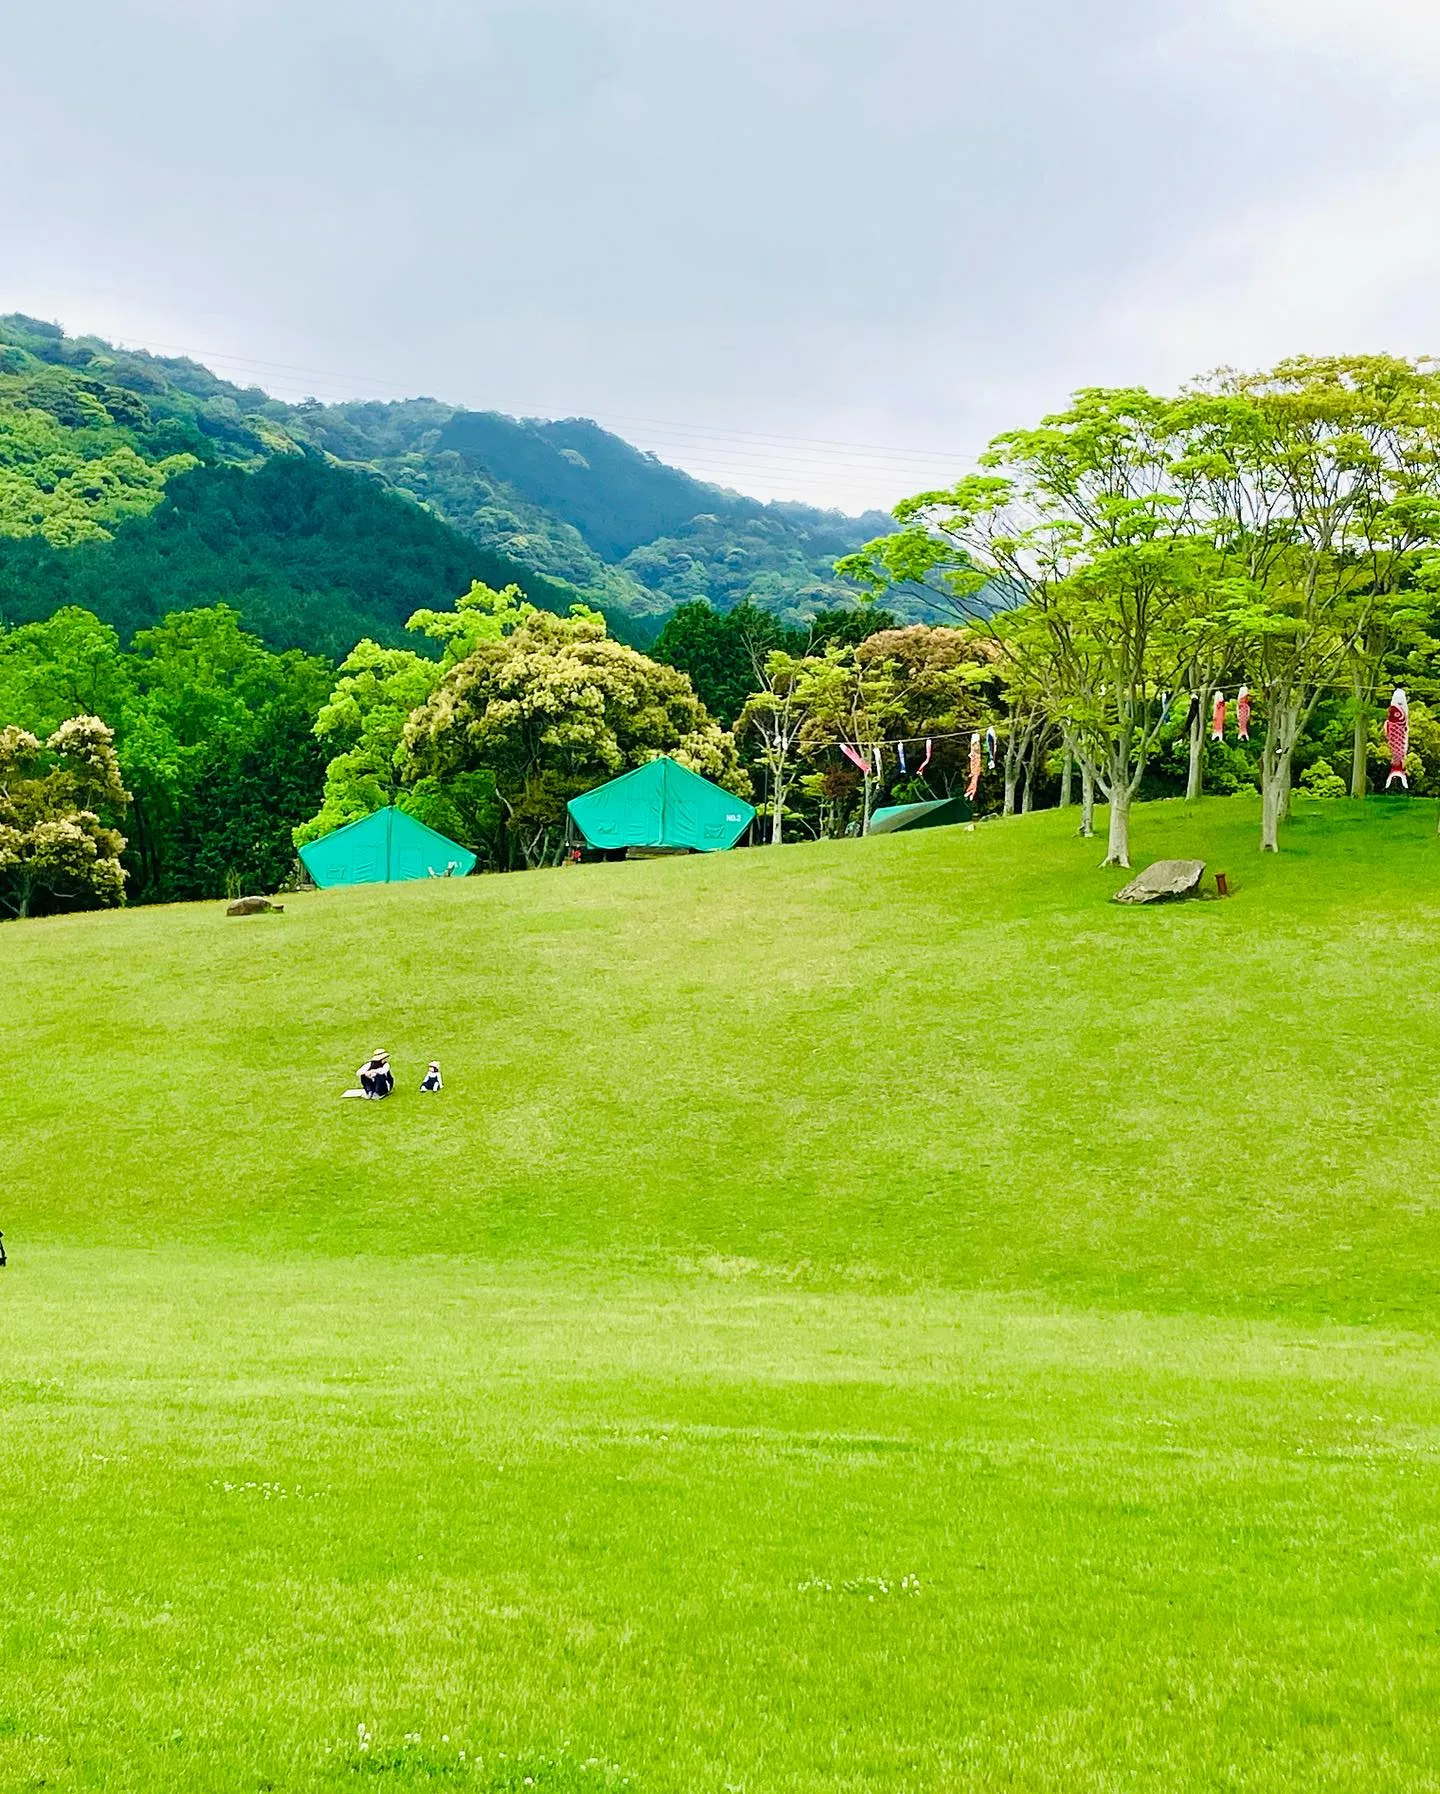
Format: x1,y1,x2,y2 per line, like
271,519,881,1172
567,756,755,855
868,795,973,835
298,806,476,888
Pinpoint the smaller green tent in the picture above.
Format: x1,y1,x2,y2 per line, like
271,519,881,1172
567,756,755,855
299,806,476,888
868,795,973,835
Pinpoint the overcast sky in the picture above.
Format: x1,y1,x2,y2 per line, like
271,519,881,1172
3,0,1438,512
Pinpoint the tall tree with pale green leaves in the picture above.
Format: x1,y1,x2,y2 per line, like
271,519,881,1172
840,388,1219,866
1168,355,1440,847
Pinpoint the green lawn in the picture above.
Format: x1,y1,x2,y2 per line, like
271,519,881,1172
3,796,1440,1790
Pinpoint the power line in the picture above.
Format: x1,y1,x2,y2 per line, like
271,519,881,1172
103,333,974,480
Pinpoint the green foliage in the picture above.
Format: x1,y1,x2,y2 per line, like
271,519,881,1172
844,358,1440,855
401,607,744,866
0,455,570,662
1298,757,1347,798
297,583,536,851
0,713,129,917
653,599,898,727
0,318,897,659
296,641,447,847
0,602,331,904
652,600,791,725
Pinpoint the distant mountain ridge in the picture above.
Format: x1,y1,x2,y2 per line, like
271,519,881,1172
0,312,894,658
283,398,892,621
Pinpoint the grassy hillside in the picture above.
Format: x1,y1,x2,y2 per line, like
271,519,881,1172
4,797,1440,1791
7,795,1438,1315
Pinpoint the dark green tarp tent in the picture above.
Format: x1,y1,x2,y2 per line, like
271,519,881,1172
298,805,476,888
567,756,755,854
868,795,973,835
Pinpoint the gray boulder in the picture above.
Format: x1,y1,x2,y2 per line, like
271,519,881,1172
1114,859,1206,904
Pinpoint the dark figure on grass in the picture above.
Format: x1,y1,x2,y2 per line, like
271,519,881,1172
343,1051,394,1100
420,1061,443,1094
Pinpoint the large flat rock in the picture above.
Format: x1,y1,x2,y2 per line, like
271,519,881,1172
1114,858,1206,904
226,896,284,916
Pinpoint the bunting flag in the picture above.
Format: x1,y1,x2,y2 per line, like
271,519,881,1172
1237,685,1251,741
966,731,983,801
1385,688,1410,788
916,737,934,777
1185,692,1201,734
873,744,884,775
839,743,869,773
985,726,998,770
897,740,907,773
1211,691,1227,740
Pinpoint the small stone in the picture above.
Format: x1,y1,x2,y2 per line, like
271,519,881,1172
225,896,284,916
1113,859,1206,904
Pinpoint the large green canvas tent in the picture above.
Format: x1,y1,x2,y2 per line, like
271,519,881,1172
868,795,973,835
567,756,755,855
298,806,476,888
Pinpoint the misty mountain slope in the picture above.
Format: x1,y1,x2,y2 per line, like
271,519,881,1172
0,311,899,652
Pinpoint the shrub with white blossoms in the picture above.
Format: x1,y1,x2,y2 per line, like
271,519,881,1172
0,715,129,919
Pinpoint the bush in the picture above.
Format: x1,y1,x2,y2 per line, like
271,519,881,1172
1300,757,1347,799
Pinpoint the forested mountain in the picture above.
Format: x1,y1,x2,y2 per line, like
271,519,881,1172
0,313,892,655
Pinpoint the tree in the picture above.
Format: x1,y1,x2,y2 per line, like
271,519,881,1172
793,646,903,835
119,606,331,898
1170,356,1440,849
733,650,810,843
855,624,995,805
296,581,533,852
841,389,1216,866
0,606,128,735
401,607,746,868
0,715,129,918
653,600,789,727
295,640,443,847
171,697,329,899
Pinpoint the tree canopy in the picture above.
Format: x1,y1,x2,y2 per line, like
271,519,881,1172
401,605,746,868
0,714,129,918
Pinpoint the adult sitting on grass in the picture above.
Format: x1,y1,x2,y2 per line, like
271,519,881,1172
342,1051,394,1100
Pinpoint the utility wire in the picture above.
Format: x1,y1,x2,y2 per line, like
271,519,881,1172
102,334,973,485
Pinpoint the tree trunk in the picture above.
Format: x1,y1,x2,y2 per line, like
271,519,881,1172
1021,763,1033,813
1350,697,1369,800
1059,748,1073,809
1100,779,1131,868
770,782,784,844
1185,705,1206,802
1258,712,1294,852
1079,761,1095,837
862,771,873,834
1260,769,1283,852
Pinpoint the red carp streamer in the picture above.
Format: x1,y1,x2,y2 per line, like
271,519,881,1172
1385,688,1410,788
1237,686,1251,740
